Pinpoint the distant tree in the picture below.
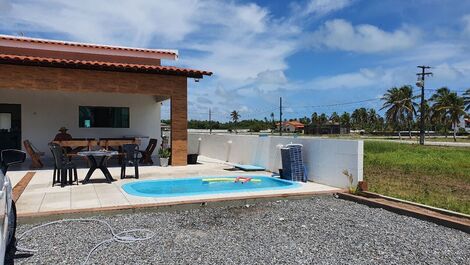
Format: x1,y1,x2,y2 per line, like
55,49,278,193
446,93,466,141
367,108,378,132
230,110,240,133
351,108,368,130
464,89,470,112
401,86,418,138
430,87,452,137
330,112,340,123
299,116,310,125
311,112,319,125
319,113,328,125
340,112,351,127
230,110,240,123
381,86,417,139
421,100,432,137
270,112,276,132
433,91,466,141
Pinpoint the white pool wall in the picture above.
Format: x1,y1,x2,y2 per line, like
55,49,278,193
188,133,363,189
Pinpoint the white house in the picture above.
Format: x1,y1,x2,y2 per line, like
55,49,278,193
455,117,470,133
0,35,211,165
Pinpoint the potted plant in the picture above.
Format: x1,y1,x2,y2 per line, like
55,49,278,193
158,148,171,167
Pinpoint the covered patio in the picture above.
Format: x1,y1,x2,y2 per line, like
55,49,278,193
0,35,212,166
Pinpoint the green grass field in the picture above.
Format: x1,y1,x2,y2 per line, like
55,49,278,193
364,141,470,214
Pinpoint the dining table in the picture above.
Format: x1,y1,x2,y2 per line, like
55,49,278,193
77,150,119,184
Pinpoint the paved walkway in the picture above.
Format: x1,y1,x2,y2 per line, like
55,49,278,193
9,156,340,216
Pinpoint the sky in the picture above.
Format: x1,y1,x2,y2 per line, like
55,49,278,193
0,0,469,121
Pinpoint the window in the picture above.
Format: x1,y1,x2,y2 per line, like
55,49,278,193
79,106,129,128
0,113,11,132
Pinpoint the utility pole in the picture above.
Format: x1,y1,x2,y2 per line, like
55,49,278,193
209,108,212,135
416,65,432,145
279,97,283,136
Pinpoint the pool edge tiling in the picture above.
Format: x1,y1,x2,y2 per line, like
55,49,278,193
121,176,301,197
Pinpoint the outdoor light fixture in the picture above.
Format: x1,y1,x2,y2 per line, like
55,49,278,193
194,78,200,83
416,77,424,88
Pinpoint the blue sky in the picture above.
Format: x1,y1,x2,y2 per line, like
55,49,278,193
1,0,469,121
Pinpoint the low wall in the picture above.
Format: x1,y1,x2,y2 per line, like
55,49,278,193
188,133,363,189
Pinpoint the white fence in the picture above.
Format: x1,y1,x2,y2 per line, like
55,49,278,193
188,133,363,189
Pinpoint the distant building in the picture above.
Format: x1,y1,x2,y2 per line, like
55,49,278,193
304,121,350,135
277,121,305,133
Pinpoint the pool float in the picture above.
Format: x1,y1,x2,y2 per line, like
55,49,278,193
202,177,261,183
235,176,253,183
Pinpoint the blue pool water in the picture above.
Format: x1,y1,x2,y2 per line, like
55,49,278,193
122,176,300,197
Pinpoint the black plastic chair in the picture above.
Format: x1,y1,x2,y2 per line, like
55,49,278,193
1,149,26,175
49,143,78,187
121,144,139,179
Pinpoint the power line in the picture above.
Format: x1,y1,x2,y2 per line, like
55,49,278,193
283,98,381,110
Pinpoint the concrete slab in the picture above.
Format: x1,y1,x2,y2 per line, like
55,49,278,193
12,156,342,217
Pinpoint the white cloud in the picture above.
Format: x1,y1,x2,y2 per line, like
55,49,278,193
298,66,414,91
310,19,420,53
290,0,352,18
0,0,300,90
253,69,288,85
196,96,213,105
463,14,470,37
0,0,11,13
384,42,466,65
0,0,205,44
303,0,353,16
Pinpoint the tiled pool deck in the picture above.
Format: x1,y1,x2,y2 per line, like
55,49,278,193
9,156,342,217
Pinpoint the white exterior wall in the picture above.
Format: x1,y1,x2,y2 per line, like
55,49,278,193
0,88,161,157
189,133,363,189
456,117,470,132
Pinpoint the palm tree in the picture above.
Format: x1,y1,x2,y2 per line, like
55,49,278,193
230,110,240,133
340,112,351,127
430,87,452,137
401,86,418,138
319,113,328,125
311,112,319,125
381,86,417,139
367,108,378,132
270,112,275,133
464,89,470,112
434,92,465,141
351,108,368,130
447,93,466,141
330,112,340,123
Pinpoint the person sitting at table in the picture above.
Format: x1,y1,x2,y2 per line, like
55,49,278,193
53,127,78,156
54,127,72,141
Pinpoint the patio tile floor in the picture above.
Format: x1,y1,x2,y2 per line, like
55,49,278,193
8,156,342,216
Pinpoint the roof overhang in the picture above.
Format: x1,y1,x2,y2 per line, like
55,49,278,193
0,53,212,79
0,34,178,61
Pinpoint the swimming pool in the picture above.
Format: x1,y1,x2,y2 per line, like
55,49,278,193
121,176,300,197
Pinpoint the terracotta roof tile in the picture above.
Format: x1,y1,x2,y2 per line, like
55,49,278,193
0,53,212,78
0,35,177,56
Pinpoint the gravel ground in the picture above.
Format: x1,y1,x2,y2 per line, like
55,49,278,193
6,195,470,265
